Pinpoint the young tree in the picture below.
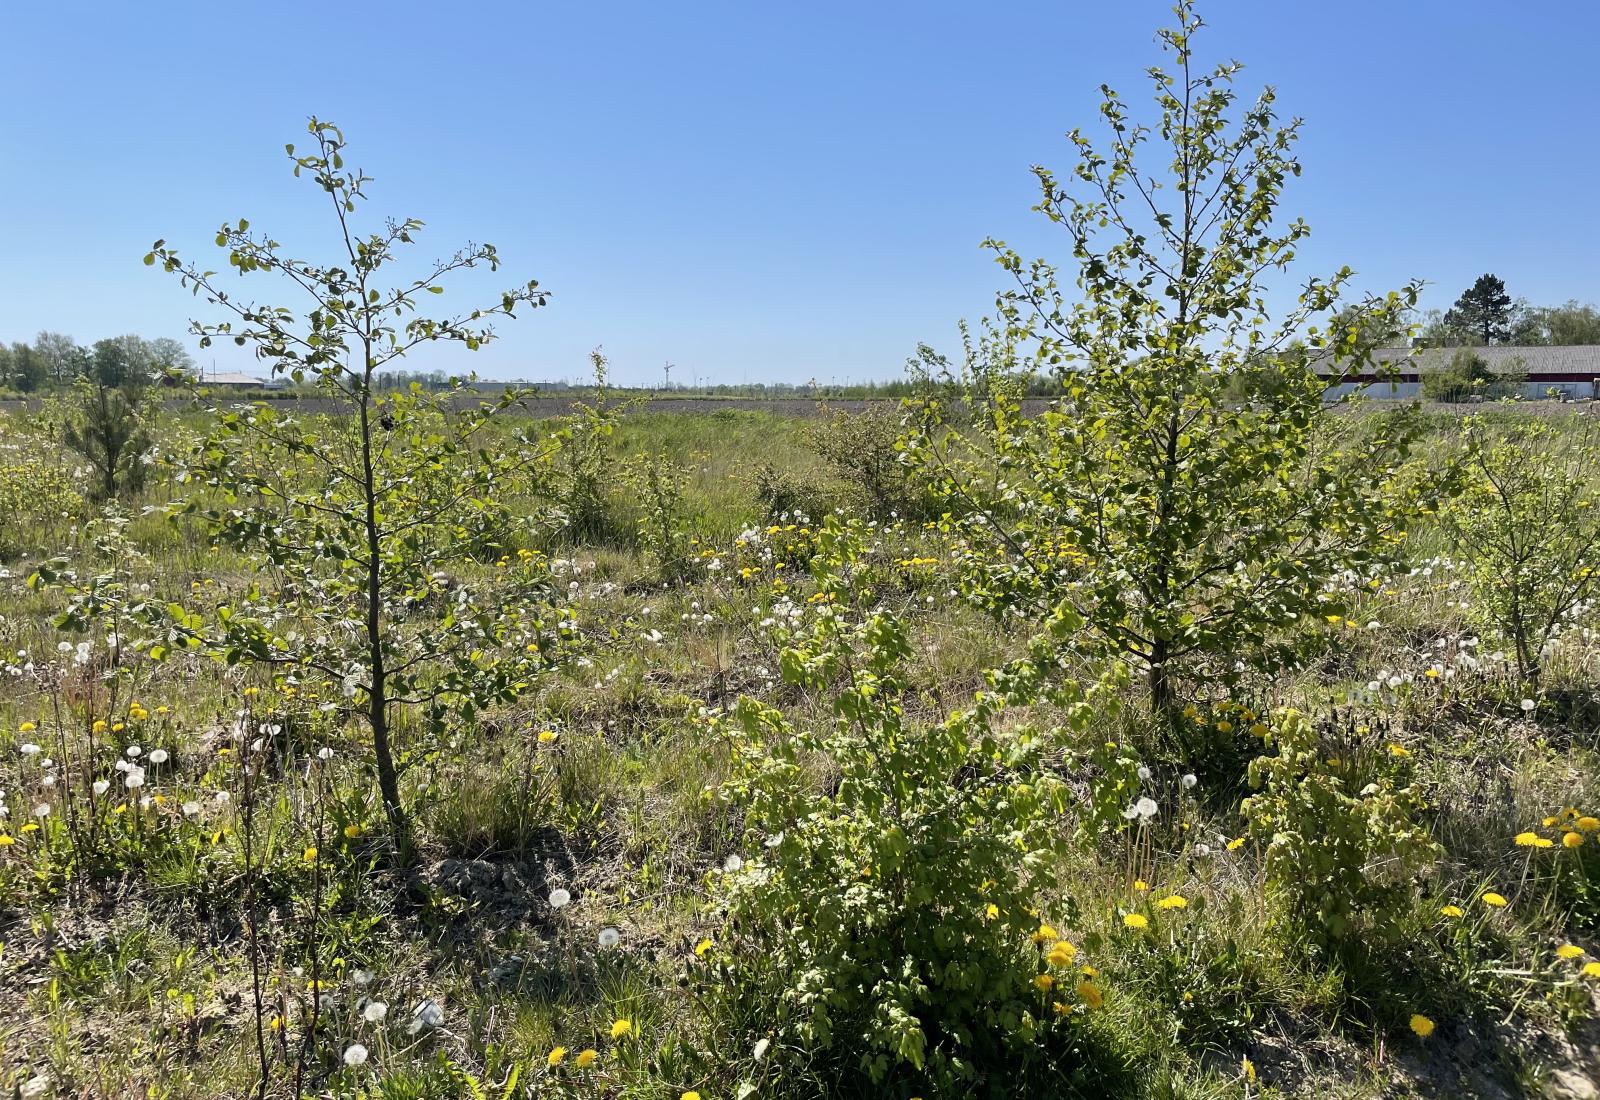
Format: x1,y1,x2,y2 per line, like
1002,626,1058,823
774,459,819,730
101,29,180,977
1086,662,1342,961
1439,419,1600,689
909,2,1421,713
1444,274,1515,345
62,375,154,499
146,119,563,847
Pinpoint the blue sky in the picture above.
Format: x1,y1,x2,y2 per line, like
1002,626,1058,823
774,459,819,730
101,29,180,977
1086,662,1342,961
2,1,1596,386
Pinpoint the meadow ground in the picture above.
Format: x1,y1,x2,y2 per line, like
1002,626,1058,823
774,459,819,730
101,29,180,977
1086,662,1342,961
1,398,1599,1100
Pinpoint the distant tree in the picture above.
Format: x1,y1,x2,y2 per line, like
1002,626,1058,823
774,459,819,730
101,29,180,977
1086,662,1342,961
1416,307,1478,347
1328,302,1414,347
9,342,46,393
0,344,11,388
1444,274,1515,345
90,339,134,387
34,331,82,385
1511,300,1600,346
146,336,196,377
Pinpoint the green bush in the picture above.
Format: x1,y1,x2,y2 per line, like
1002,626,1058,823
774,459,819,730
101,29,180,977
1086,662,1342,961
1243,710,1438,951
704,518,1106,1093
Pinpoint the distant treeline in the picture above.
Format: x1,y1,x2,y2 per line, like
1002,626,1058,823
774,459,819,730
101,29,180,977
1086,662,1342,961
0,333,194,393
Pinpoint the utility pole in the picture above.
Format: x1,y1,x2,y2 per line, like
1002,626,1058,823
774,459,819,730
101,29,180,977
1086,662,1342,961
663,361,673,391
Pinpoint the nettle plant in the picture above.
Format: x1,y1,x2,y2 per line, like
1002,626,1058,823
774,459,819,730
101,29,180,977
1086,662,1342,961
708,518,1114,1091
908,2,1421,713
1437,417,1600,690
146,119,570,845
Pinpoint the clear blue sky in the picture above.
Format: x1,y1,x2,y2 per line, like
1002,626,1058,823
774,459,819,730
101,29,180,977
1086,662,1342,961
2,1,1596,387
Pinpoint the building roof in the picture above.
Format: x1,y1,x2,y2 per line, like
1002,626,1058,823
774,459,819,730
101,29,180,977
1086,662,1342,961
203,372,267,386
1328,345,1600,378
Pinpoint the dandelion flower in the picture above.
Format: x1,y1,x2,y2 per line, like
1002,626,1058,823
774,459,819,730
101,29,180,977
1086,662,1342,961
1123,913,1149,930
19,722,35,733
682,1092,701,1100
598,928,621,949
984,903,999,920
1521,698,1536,712
0,835,14,846
1556,945,1585,960
547,1046,567,1067
1076,980,1103,1009
1227,837,1245,851
1031,924,1058,944
1156,895,1188,910
1047,941,1077,967
1564,832,1586,848
148,749,168,764
1388,744,1410,758
694,938,713,957
1181,773,1198,789
1132,879,1148,893
1242,1056,1256,1083
343,1043,369,1066
548,888,571,909
1033,973,1055,992
1578,816,1600,833
574,1048,598,1068
1481,892,1508,908
362,1000,388,1023
610,1018,632,1039
93,780,110,796
1439,905,1464,918
1515,832,1542,847
753,1037,769,1061
1583,962,1600,979
1409,1014,1434,1038
344,824,362,839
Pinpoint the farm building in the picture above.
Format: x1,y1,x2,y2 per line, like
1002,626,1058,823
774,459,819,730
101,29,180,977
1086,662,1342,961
1318,345,1600,401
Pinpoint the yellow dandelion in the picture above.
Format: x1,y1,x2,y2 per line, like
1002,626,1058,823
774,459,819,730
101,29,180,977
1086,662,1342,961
1515,832,1542,847
1481,892,1508,908
1544,815,1561,827
537,730,558,743
1564,832,1586,849
682,1093,701,1100
1047,941,1078,968
1227,837,1246,851
1215,720,1234,733
547,1046,567,1067
1439,905,1464,918
1410,1014,1434,1038
19,722,35,733
1583,962,1600,979
1156,895,1188,910
0,835,14,846
1124,913,1149,930
984,903,1000,920
610,1018,632,1039
344,824,363,839
1242,1055,1256,1082
1577,816,1600,833
694,938,713,958
303,846,318,862
1132,879,1149,893
1388,744,1410,758
1033,973,1055,992
1076,980,1103,1009
1052,1000,1071,1016
1555,945,1585,960
1249,723,1269,738
574,1048,598,1067
1031,924,1059,944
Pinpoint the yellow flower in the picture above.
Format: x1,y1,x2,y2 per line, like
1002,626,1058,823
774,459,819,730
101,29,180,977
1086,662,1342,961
1123,913,1149,930
984,903,999,920
574,1049,597,1067
19,722,35,732
1052,1000,1071,1016
1578,816,1600,833
547,1046,567,1067
93,720,107,734
1156,895,1188,910
1132,879,1148,893
1556,945,1585,960
1439,905,1464,918
0,835,14,846
303,846,318,862
1583,962,1600,979
1515,832,1542,847
1563,831,1586,849
1409,1014,1434,1038
1047,941,1077,968
694,938,713,958
1031,924,1059,944
1481,892,1508,908
682,1093,701,1100
1388,744,1410,758
1544,816,1561,827
1249,723,1269,738
22,822,40,832
1227,837,1245,851
537,730,558,743
1033,973,1055,992
1215,720,1234,733
1076,980,1103,1009
1242,1056,1256,1083
610,1018,632,1039
344,824,362,839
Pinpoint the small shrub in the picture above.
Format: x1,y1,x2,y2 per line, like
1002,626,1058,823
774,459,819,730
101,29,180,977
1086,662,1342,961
1243,710,1439,952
